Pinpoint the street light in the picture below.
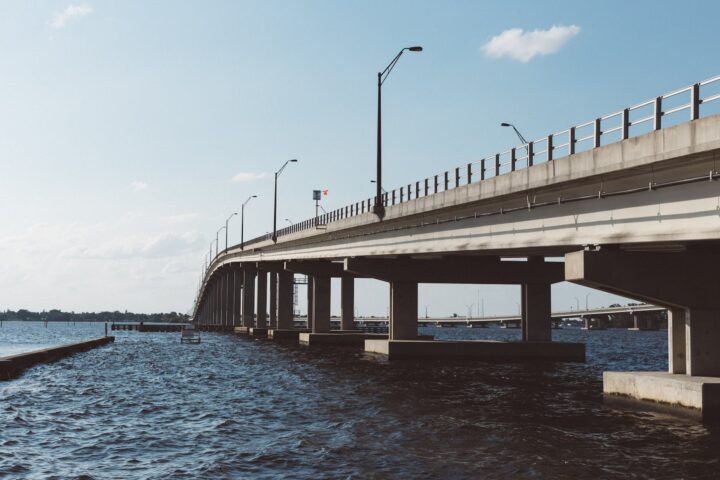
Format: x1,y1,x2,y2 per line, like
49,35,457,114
272,159,298,243
374,46,423,218
370,179,387,194
224,212,238,253
215,226,225,258
241,195,257,250
501,122,530,158
284,218,293,225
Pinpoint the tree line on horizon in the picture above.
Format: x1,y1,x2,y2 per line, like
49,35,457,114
0,309,189,323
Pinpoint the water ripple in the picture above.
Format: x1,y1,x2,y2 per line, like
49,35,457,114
1,323,719,478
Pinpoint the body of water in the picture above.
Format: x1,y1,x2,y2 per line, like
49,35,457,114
1,322,719,479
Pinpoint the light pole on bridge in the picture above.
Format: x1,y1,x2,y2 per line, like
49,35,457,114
241,195,257,250
215,226,225,258
224,212,238,253
272,159,298,243
374,46,423,219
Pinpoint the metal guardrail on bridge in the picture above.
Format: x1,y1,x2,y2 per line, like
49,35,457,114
249,75,720,246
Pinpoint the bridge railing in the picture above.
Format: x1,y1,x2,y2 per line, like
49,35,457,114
229,75,720,256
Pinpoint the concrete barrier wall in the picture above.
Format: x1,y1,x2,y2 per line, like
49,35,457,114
0,336,115,380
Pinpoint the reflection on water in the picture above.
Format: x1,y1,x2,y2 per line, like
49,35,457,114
1,322,719,479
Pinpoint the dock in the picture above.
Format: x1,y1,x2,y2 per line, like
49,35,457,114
0,336,115,380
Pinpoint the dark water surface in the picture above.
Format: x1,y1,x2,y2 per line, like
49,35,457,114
1,322,719,479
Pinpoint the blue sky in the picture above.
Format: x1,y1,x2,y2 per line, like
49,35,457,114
1,1,718,315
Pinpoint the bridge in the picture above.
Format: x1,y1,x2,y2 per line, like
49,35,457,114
192,75,720,418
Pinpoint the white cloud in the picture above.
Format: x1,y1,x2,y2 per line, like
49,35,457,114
63,231,204,260
231,172,267,182
482,25,580,63
130,180,148,192
50,4,93,29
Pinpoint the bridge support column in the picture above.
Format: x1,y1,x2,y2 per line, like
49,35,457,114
567,248,720,418
311,276,331,333
256,270,267,329
669,308,686,374
242,265,256,328
306,278,314,329
269,272,277,329
276,271,294,330
222,271,230,326
232,267,243,326
341,277,355,331
521,283,551,342
389,281,418,340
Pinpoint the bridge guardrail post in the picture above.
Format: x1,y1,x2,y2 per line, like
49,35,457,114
495,153,500,176
468,163,474,183
455,167,460,187
547,134,553,161
528,141,534,167
511,148,517,171
691,83,700,120
594,118,601,148
621,108,629,140
434,175,439,193
654,96,663,130
569,127,576,154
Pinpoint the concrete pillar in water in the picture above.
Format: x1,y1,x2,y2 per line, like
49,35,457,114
256,270,268,328
220,272,228,326
389,281,418,340
306,278,314,329
233,267,243,326
269,272,277,329
669,308,686,374
277,271,294,329
685,309,720,377
521,283,551,342
242,265,256,327
311,276,331,333
341,276,355,331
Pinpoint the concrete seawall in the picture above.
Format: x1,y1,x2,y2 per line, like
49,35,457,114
0,336,115,380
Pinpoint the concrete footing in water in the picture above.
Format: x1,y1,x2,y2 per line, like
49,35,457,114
299,332,388,346
0,336,115,380
364,339,585,361
603,371,720,420
267,329,311,340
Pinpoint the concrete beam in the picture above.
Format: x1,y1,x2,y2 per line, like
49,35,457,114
284,260,356,277
257,261,285,273
345,256,563,284
565,247,720,309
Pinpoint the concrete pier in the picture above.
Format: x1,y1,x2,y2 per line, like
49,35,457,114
365,339,585,361
299,332,388,346
0,336,115,380
268,329,311,340
604,372,720,420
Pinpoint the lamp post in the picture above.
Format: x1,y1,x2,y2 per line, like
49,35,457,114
272,159,298,243
370,179,387,194
374,46,423,219
224,212,238,253
284,218,293,225
215,226,225,258
241,195,257,250
501,122,529,157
